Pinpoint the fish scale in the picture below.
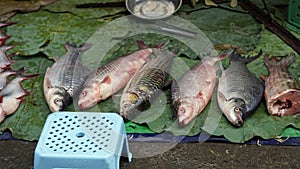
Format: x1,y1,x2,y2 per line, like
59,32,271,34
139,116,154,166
44,43,91,112
171,53,229,126
120,48,175,118
77,41,154,110
217,50,264,127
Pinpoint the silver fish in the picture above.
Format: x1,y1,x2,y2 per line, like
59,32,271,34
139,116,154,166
120,48,175,119
0,69,39,123
44,43,91,112
78,40,156,110
262,53,300,116
171,53,229,126
217,50,264,127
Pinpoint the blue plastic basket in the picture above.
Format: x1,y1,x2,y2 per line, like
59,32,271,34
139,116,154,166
34,112,132,169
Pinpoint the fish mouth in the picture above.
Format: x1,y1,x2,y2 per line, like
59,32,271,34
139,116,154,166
233,118,243,127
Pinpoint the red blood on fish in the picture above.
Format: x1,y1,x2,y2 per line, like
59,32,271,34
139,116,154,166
78,40,166,110
262,53,300,116
171,52,230,126
0,68,39,123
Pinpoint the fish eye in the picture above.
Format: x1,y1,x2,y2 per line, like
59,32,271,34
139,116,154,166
179,107,185,114
54,98,62,105
81,91,87,97
234,107,240,113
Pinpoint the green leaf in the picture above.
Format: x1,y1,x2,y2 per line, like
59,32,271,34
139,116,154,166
44,0,127,19
0,54,54,141
6,10,107,57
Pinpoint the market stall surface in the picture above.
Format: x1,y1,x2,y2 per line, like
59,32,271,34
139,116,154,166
0,140,299,169
0,0,300,168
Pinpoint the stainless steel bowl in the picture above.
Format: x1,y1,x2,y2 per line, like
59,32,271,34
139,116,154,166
126,0,182,20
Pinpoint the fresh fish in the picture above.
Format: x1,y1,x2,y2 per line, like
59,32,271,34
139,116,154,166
78,40,158,110
0,45,14,72
171,52,229,126
0,69,39,123
217,50,264,127
44,43,91,112
261,53,300,116
0,68,17,90
120,48,175,119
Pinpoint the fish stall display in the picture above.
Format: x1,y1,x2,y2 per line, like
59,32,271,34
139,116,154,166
261,53,300,116
77,40,164,110
120,48,176,119
43,43,92,112
171,52,229,126
0,22,39,123
217,50,264,127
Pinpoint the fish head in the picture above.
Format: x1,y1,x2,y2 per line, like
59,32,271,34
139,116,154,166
120,92,143,120
78,83,100,110
45,87,71,112
223,98,246,127
175,98,201,126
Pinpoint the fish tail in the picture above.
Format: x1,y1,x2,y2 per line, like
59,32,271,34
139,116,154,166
135,39,169,49
230,49,262,64
65,42,92,52
264,53,295,68
216,49,234,61
0,21,16,28
16,67,40,80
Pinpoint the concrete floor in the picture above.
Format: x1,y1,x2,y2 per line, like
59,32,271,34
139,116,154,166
0,140,299,169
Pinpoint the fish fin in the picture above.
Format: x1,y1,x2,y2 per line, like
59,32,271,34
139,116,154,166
217,91,227,102
260,73,268,81
265,53,295,68
162,80,172,90
44,76,52,90
230,49,262,64
244,49,262,64
171,80,180,103
101,76,111,84
135,39,148,49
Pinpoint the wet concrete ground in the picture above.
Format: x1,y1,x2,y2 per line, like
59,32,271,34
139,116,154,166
1,140,299,169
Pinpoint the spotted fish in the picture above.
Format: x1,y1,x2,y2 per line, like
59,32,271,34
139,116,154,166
120,48,175,119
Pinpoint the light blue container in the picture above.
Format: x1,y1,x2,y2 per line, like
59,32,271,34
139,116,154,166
34,112,132,169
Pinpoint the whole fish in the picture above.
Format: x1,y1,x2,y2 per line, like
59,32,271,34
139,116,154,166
171,52,229,126
44,43,91,112
217,50,264,127
120,48,175,119
0,45,14,72
77,40,161,110
261,54,300,116
0,69,39,123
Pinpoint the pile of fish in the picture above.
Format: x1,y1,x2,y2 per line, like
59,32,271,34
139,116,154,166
0,21,39,123
43,39,300,128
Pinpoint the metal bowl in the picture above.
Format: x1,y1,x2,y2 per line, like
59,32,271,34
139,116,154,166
126,0,182,20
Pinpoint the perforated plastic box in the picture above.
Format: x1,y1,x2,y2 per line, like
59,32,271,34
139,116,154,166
34,112,132,169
